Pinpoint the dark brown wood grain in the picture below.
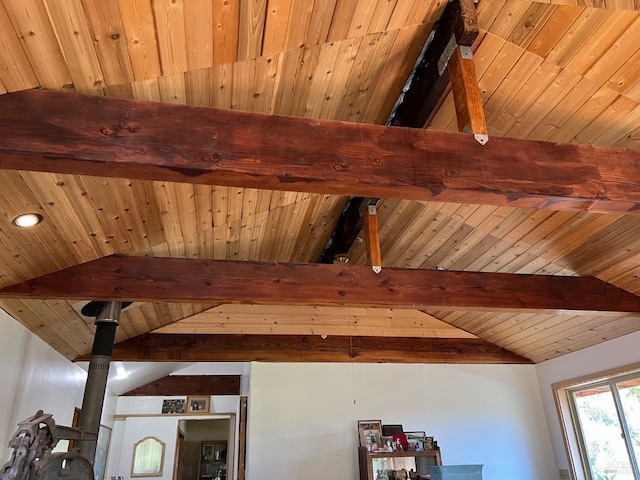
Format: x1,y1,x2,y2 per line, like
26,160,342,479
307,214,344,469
1,90,640,213
80,334,531,364
4,255,640,315
122,375,240,396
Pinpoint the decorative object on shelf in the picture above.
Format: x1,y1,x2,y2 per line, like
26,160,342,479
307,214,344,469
187,396,210,413
161,399,185,414
358,420,383,452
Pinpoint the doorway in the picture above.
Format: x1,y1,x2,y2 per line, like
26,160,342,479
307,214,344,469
176,418,234,480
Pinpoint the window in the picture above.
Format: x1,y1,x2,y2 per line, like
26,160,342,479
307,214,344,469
556,367,640,480
131,436,165,477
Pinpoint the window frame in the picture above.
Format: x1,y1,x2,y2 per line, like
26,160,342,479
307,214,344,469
553,363,640,480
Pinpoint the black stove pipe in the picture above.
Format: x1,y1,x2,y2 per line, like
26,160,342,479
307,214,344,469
75,301,122,463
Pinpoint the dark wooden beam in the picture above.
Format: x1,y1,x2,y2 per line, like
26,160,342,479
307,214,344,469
389,0,479,128
318,197,366,263
3,255,640,315
2,90,640,213
78,334,531,364
122,375,240,396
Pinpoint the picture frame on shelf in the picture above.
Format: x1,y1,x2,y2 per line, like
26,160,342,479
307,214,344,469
161,399,186,414
405,431,427,451
424,436,435,450
391,434,409,451
357,420,383,452
382,424,404,436
382,436,396,452
187,396,210,413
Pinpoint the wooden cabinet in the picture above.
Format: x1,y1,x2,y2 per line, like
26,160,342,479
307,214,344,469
358,447,442,480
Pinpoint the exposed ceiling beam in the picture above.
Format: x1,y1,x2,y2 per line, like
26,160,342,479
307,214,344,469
3,255,640,315
122,375,240,396
1,90,640,214
81,334,531,364
390,0,479,128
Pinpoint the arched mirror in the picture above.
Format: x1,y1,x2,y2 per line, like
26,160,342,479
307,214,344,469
131,436,165,477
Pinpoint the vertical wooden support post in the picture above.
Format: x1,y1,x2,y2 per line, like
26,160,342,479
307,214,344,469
237,396,247,480
364,204,382,274
449,44,488,144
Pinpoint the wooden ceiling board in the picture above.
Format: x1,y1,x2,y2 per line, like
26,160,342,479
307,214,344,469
0,2,38,92
532,0,640,11
155,304,478,338
2,0,74,90
183,0,214,71
2,0,640,363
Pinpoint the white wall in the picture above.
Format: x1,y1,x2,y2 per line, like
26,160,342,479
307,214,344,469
108,396,240,480
246,362,557,480
0,309,88,464
535,330,640,474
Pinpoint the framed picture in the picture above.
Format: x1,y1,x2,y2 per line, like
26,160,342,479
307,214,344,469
358,420,383,452
392,434,408,451
382,436,396,452
424,436,434,450
94,425,112,480
405,431,426,451
382,424,404,436
201,442,226,461
161,399,186,414
187,396,210,413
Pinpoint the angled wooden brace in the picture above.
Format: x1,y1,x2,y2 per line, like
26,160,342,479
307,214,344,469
444,37,489,144
364,204,382,274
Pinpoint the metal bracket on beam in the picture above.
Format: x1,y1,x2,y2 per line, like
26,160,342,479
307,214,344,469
459,45,473,60
462,128,489,145
473,133,489,145
438,34,458,76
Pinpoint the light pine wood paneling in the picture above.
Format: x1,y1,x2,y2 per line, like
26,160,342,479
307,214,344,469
155,304,479,338
152,0,188,75
81,0,135,86
117,0,162,80
0,2,38,91
3,0,74,89
184,0,213,70
212,0,240,64
44,0,105,92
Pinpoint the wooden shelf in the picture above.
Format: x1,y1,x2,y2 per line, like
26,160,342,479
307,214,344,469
358,447,442,480
360,449,442,458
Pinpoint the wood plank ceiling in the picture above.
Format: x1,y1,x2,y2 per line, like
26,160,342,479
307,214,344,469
0,0,639,364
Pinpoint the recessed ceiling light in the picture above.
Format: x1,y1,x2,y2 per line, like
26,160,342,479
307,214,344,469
12,213,44,228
